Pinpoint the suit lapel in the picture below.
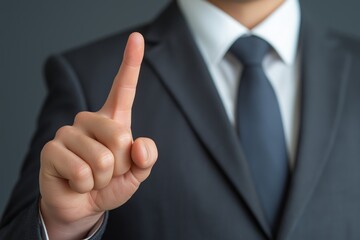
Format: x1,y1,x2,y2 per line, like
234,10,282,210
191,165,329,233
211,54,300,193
277,12,351,240
143,3,271,238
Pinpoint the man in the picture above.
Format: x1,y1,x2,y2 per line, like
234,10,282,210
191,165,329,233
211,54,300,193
1,0,360,239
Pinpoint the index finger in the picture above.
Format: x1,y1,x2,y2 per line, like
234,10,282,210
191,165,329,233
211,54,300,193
100,32,144,123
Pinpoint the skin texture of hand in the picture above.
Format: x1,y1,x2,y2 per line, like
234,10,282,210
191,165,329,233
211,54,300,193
39,32,158,240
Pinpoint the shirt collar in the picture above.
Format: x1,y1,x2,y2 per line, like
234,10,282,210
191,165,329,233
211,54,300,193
177,0,301,66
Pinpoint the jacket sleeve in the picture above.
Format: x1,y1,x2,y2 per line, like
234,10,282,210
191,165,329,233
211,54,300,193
0,55,108,239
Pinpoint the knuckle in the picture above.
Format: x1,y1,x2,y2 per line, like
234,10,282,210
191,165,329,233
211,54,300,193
112,129,132,149
41,141,55,155
72,164,92,182
40,141,56,164
74,111,92,125
55,125,73,139
95,150,114,172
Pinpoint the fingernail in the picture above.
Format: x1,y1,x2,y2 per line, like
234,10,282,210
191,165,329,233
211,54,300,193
141,141,149,164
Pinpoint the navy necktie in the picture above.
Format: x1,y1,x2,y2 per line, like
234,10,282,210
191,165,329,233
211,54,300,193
230,36,290,231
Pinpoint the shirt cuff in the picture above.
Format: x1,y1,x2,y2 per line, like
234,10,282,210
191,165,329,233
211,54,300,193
39,207,104,240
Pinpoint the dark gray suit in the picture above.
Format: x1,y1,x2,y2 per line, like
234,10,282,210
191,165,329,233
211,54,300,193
1,2,360,239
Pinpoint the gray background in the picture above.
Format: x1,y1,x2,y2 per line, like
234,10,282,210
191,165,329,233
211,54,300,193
0,0,359,217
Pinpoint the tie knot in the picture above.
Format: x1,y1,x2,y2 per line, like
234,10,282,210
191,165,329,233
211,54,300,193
230,36,271,67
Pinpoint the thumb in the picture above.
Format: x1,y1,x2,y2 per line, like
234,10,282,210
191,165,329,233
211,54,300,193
130,137,158,182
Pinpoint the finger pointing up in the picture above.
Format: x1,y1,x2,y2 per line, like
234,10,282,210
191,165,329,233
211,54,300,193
100,32,144,126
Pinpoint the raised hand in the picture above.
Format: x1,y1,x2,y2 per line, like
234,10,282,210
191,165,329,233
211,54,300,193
39,32,158,240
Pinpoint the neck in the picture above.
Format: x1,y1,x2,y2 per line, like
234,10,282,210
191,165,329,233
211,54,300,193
207,0,285,29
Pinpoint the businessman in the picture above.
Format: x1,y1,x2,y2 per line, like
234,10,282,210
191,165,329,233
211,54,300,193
1,0,360,239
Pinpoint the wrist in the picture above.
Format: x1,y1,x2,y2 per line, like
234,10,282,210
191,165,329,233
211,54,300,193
40,199,104,240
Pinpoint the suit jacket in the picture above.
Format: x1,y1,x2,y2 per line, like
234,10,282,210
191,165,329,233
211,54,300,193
1,2,360,240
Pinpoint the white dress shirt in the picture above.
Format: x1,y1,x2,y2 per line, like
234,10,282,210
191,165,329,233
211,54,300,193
177,0,301,167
